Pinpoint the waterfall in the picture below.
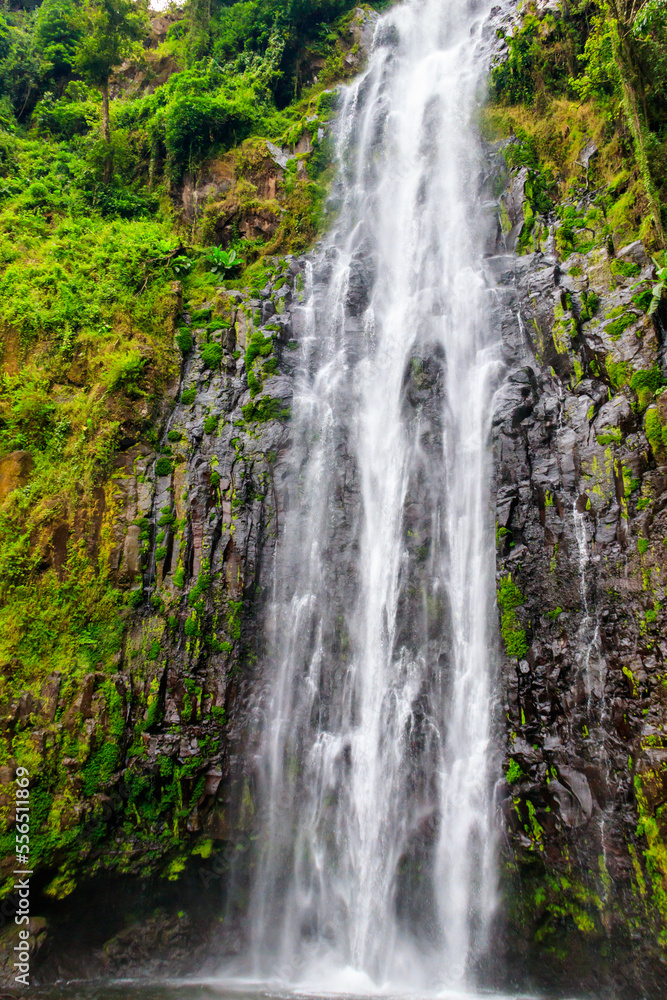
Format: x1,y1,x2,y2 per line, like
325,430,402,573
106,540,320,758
246,0,502,988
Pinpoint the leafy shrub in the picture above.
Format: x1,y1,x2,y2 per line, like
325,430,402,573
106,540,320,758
104,351,147,396
172,255,192,276
201,342,223,369
157,508,175,527
191,308,211,323
165,93,258,180
207,246,243,275
176,328,192,352
85,180,155,219
155,456,172,477
184,613,199,637
34,94,97,139
245,329,273,369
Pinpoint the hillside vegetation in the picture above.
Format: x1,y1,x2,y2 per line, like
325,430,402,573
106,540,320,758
0,0,385,910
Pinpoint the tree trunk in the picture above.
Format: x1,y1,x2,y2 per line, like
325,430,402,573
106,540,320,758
101,77,112,183
611,19,665,247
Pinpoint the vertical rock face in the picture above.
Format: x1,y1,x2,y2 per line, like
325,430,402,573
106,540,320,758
491,162,667,993
10,259,311,985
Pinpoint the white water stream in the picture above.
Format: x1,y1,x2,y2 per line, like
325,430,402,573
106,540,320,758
246,0,503,990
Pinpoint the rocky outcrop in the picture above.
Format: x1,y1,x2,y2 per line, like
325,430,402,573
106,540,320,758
491,150,667,995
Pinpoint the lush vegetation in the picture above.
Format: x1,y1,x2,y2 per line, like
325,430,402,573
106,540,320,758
487,0,667,250
0,0,383,894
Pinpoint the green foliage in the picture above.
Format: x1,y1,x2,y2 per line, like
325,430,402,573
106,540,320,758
580,290,600,321
645,407,667,456
206,246,243,274
74,0,148,88
165,91,259,181
491,10,582,106
242,395,288,421
610,258,641,278
0,0,395,897
35,0,84,85
649,259,667,315
606,356,632,389
201,341,223,369
176,328,193,352
172,255,192,277
157,507,175,527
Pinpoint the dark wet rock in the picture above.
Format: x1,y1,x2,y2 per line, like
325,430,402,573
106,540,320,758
491,149,667,996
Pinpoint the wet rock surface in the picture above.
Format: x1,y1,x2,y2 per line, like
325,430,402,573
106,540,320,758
490,153,667,995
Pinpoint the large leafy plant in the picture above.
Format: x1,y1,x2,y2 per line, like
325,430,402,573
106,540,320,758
206,247,243,275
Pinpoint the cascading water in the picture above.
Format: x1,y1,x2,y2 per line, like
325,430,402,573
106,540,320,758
246,0,503,989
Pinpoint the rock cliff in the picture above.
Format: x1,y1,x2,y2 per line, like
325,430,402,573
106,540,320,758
491,155,667,995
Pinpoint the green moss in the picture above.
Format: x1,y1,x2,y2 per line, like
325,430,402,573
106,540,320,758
506,758,525,784
610,259,641,278
606,312,636,340
606,356,631,389
242,395,289,422
181,388,196,405
634,773,667,945
165,857,187,881
630,366,665,397
645,408,664,457
497,574,528,658
155,456,172,477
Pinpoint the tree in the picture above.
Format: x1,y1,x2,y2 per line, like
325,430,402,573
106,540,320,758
35,0,84,90
606,0,666,245
74,0,148,179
